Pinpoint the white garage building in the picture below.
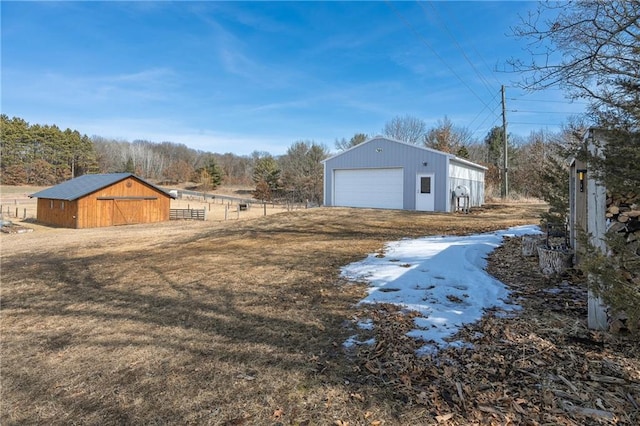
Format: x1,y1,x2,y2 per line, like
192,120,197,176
323,137,486,212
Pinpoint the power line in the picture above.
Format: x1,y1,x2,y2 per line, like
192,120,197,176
427,0,503,91
508,97,588,105
384,0,494,111
471,107,501,137
511,109,580,114
420,1,497,99
467,91,500,128
510,121,565,125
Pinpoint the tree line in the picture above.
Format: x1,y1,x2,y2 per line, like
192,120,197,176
0,114,330,203
335,114,582,202
1,111,584,203
0,115,98,185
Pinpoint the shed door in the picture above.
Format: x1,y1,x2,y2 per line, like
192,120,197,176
97,199,147,226
333,168,403,209
415,174,435,211
112,200,144,225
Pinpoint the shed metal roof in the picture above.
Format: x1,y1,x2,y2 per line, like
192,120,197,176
323,136,487,170
30,173,174,201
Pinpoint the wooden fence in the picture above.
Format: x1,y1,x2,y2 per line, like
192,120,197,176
170,209,206,221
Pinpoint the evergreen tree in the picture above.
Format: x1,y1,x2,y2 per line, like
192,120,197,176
205,159,224,189
252,155,281,201
0,115,98,185
512,0,640,331
280,141,328,204
195,158,224,191
456,145,469,159
123,157,136,173
335,133,368,151
484,126,503,167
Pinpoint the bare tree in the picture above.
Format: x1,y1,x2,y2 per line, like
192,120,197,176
217,152,253,185
162,159,194,184
279,141,328,204
509,1,640,128
424,116,474,154
383,115,426,144
510,1,640,331
335,133,368,151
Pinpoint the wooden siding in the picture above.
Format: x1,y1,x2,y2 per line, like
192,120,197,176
36,176,171,228
569,158,588,260
568,130,609,330
36,198,79,228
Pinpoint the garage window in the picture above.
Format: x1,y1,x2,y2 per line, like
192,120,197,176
420,176,431,194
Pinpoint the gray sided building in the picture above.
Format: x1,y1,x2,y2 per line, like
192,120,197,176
323,137,486,212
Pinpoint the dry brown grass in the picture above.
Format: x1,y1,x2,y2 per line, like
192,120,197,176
0,185,291,224
2,202,555,425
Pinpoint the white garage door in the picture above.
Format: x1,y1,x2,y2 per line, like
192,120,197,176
334,168,404,209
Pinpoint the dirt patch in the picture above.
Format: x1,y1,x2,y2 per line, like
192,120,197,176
2,203,637,425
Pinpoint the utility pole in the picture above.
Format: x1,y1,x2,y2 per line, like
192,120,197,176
501,85,509,199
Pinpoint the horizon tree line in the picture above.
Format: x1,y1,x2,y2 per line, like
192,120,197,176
1,112,587,202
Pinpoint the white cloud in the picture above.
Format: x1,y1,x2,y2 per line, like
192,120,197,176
4,67,178,106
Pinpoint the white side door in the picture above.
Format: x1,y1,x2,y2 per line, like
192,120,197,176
415,173,435,211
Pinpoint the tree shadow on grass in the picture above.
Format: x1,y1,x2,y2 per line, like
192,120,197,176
1,247,361,425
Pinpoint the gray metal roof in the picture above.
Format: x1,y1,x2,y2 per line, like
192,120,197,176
30,173,174,201
323,136,487,170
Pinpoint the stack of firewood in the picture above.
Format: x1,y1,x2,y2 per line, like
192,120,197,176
605,192,639,332
606,191,640,243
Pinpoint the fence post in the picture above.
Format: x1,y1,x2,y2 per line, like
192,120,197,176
224,205,228,220
237,204,240,220
15,207,18,218
23,208,27,219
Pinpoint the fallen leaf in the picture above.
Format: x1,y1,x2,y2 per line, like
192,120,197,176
435,413,454,422
364,361,379,374
350,392,365,402
271,408,284,419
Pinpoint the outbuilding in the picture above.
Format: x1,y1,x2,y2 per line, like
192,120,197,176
30,173,175,228
323,137,486,212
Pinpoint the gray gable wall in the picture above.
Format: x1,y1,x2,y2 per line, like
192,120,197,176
324,137,486,211
323,137,452,210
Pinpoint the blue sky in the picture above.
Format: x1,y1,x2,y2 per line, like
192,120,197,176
1,1,586,156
